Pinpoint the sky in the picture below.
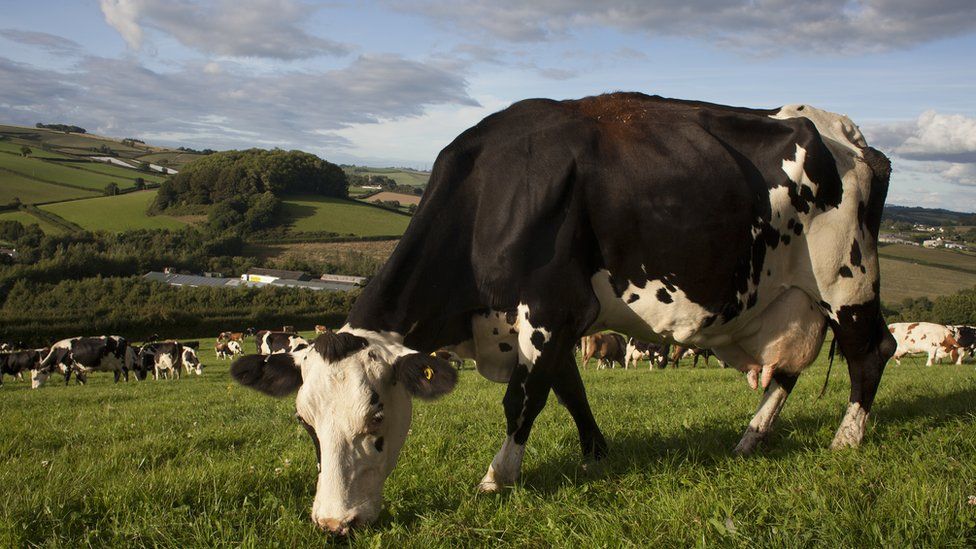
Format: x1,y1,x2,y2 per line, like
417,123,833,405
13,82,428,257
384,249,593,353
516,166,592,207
1,1,975,211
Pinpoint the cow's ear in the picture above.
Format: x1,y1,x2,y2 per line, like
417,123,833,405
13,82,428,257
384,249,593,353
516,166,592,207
393,353,458,400
314,331,368,362
231,354,302,397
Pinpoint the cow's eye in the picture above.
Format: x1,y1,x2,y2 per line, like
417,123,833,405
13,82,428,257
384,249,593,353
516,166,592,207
366,412,384,433
368,350,379,362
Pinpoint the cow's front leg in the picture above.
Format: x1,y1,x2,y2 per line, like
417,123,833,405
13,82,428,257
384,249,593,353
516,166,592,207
551,346,607,461
734,372,799,455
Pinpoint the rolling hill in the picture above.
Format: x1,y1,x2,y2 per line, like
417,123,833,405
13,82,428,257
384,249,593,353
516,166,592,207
280,195,411,237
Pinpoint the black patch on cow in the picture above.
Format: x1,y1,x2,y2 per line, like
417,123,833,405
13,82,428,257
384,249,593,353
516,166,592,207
850,240,862,267
872,279,880,297
492,328,499,335
702,315,718,328
781,234,791,245
369,389,380,405
766,269,771,276
231,354,302,397
530,330,547,352
793,222,803,236
505,311,517,325
839,266,854,278
609,274,629,298
313,332,368,362
627,293,639,304
394,353,458,400
509,328,518,335
819,300,833,312
747,292,758,308
498,342,513,353
787,218,795,229
656,288,673,304
374,437,385,452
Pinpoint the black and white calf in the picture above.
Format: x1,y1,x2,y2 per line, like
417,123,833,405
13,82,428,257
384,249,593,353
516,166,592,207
1,348,47,386
215,340,243,360
256,330,309,355
34,336,129,388
951,326,975,364
625,338,670,369
232,93,895,533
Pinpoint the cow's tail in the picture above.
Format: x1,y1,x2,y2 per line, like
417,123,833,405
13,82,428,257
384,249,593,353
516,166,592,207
816,337,838,400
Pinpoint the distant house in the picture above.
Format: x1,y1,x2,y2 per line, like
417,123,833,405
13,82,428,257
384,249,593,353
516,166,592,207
144,271,245,288
241,268,311,284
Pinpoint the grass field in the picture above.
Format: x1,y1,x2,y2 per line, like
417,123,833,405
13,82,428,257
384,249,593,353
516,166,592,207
69,161,168,185
878,243,976,303
135,151,204,170
0,153,133,192
0,170,97,204
0,341,973,546
0,209,66,234
0,124,149,159
39,191,187,232
345,166,430,187
880,243,976,272
281,195,410,236
0,141,76,160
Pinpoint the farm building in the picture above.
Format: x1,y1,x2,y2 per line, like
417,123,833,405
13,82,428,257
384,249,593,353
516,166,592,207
241,267,311,283
144,271,359,291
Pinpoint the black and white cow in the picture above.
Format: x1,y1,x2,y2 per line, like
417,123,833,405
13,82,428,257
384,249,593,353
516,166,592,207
231,93,895,533
215,340,243,360
625,338,670,369
950,326,975,364
0,348,47,386
181,347,202,376
126,343,157,381
153,341,189,380
256,330,309,355
34,336,129,388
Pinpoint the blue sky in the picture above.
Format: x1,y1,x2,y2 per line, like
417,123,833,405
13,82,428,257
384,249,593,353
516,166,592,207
1,0,975,211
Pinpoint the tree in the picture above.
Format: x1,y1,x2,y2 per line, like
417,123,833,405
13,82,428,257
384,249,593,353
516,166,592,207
19,145,32,157
134,177,146,190
138,162,152,173
104,182,120,196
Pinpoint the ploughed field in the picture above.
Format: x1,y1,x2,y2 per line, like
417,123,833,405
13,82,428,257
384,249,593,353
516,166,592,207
1,340,974,546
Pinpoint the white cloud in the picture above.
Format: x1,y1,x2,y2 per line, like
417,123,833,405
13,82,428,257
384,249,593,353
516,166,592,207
941,163,976,186
895,110,976,163
0,29,82,55
99,0,349,60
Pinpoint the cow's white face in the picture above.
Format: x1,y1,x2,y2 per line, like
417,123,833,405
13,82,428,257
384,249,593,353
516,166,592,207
30,368,49,389
231,331,457,535
183,348,202,375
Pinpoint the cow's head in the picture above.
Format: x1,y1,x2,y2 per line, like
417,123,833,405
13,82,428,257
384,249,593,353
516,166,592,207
231,331,457,534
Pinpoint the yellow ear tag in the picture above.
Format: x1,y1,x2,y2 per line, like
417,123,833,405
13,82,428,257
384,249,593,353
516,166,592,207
429,352,437,358
423,366,434,381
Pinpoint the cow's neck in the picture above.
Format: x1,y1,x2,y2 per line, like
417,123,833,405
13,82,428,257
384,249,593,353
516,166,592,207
345,212,477,351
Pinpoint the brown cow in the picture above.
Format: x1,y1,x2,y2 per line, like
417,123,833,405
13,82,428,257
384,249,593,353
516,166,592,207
218,331,244,342
315,325,328,335
580,333,626,369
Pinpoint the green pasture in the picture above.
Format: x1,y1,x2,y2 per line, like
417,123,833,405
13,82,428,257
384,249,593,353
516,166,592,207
0,170,97,204
0,342,973,547
0,153,132,192
69,161,168,185
39,191,187,232
879,243,976,272
0,209,66,235
135,151,204,169
879,257,976,303
0,141,76,160
281,195,410,237
344,166,430,187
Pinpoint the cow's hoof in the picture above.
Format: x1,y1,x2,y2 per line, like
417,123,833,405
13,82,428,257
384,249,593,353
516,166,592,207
732,427,763,456
828,433,862,450
477,480,505,493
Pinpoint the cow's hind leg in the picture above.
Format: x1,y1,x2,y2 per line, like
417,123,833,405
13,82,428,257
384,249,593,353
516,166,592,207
551,346,607,462
830,306,895,449
734,372,799,455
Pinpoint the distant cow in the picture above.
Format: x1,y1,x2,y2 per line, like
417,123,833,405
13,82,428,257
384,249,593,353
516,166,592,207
625,338,669,369
153,341,189,380
218,332,245,343
950,325,975,365
581,333,626,369
126,343,156,381
0,348,46,386
215,340,243,360
315,325,328,334
889,322,959,366
34,336,129,388
256,330,309,355
671,345,716,368
181,347,203,376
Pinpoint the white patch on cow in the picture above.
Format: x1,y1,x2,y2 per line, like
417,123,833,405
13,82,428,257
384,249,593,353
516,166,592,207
470,311,518,383
830,402,868,449
477,436,525,492
516,303,550,370
295,336,413,532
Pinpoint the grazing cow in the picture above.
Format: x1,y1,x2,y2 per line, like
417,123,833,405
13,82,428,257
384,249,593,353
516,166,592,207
125,343,156,381
950,326,975,364
256,330,309,355
315,325,328,335
181,347,203,376
581,333,626,369
218,332,245,343
0,348,46,386
670,345,716,368
230,93,895,532
215,340,243,360
153,341,189,380
625,338,670,369
888,322,959,366
34,336,129,388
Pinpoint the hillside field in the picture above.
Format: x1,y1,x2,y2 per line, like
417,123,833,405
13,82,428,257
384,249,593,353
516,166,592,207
281,195,411,237
39,191,187,232
0,171,98,204
0,210,65,235
344,166,430,187
0,340,973,546
878,243,976,303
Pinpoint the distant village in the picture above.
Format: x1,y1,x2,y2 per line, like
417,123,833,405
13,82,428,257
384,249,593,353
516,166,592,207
880,222,976,252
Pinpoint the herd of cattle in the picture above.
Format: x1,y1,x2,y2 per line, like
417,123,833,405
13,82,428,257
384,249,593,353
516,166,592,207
0,328,328,388
2,322,971,389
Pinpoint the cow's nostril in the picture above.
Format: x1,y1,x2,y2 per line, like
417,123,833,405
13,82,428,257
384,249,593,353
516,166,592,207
316,517,352,536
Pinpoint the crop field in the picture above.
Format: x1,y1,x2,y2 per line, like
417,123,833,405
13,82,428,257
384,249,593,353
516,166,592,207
879,243,976,272
0,210,66,235
135,151,203,169
281,195,411,236
39,191,187,232
364,191,422,206
0,341,973,546
0,171,97,204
